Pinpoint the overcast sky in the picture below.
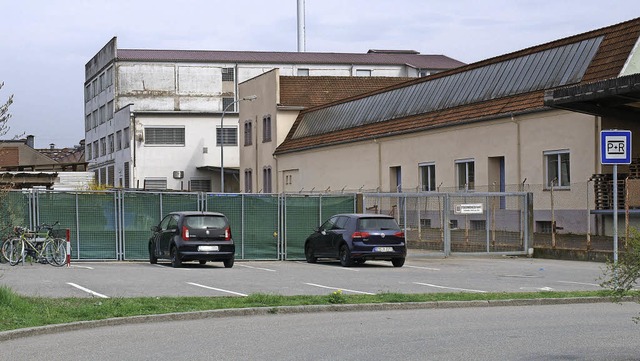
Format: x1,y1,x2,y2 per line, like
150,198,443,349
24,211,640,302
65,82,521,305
1,0,636,148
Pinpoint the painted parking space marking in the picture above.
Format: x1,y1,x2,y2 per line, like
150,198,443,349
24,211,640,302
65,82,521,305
304,283,375,295
557,281,600,287
520,287,554,291
67,282,109,298
237,264,277,272
187,282,248,296
405,265,441,271
294,261,359,271
69,265,94,270
413,282,487,293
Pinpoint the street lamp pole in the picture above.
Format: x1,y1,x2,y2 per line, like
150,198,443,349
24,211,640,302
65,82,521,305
220,95,257,193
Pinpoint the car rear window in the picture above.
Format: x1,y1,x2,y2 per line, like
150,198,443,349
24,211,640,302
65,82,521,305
184,215,226,229
357,218,400,231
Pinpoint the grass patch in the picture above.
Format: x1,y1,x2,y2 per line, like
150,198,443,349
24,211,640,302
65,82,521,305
0,287,633,332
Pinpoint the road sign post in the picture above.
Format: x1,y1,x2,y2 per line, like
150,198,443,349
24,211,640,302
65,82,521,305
600,130,632,265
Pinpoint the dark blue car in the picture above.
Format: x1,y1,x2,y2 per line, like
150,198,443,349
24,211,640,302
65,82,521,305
304,213,406,267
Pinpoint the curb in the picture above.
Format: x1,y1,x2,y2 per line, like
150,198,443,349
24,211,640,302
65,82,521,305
0,296,631,341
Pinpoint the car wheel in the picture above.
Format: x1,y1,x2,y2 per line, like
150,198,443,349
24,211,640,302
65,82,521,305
391,257,405,267
223,256,234,268
149,244,157,264
339,244,353,267
170,246,182,268
199,260,207,265
305,243,317,263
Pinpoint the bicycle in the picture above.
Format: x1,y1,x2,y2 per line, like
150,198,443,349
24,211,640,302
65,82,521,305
2,222,67,267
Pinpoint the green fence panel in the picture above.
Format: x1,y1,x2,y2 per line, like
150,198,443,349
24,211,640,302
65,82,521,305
35,191,77,258
122,192,161,260
284,195,321,260
0,191,29,240
242,195,279,260
76,192,118,260
320,195,356,221
205,194,244,257
159,192,200,215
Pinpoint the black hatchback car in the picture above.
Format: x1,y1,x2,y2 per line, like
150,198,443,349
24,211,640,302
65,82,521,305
149,211,235,268
304,214,406,267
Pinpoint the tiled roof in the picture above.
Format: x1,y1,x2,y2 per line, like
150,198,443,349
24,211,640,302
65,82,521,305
275,17,640,155
37,148,85,163
116,49,466,70
279,76,413,108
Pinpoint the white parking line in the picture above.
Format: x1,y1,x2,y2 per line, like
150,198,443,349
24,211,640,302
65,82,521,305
69,265,94,270
557,280,600,287
405,265,441,271
187,282,248,296
67,282,109,298
237,264,276,272
304,283,375,295
413,282,487,293
294,261,359,271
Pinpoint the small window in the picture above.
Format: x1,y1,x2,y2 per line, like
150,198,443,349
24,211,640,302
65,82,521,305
536,221,552,234
100,137,107,156
107,101,114,120
123,127,130,148
456,159,475,191
545,150,570,188
244,169,253,193
222,97,235,111
145,127,185,145
470,220,486,230
419,162,436,191
263,115,272,142
217,127,238,146
263,167,272,193
116,130,122,151
420,219,431,228
86,145,92,160
244,121,252,146
144,178,167,190
356,69,372,76
222,68,235,82
297,68,309,76
108,134,114,154
190,179,211,192
450,219,459,229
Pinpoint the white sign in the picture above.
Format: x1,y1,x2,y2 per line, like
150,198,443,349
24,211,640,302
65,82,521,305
601,130,632,164
454,203,484,215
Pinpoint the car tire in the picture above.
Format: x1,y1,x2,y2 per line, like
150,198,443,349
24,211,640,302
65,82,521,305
149,244,157,264
223,256,234,268
305,243,317,263
339,244,353,267
170,246,182,268
391,257,405,267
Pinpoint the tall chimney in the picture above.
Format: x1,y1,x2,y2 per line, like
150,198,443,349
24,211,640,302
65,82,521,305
26,135,34,148
297,0,305,52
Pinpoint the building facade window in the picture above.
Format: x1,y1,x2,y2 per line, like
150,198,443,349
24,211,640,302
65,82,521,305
190,179,211,192
145,127,185,146
93,141,99,159
244,169,253,193
123,162,130,188
356,69,372,76
456,159,475,191
100,137,107,157
545,150,570,188
144,178,167,190
116,130,122,151
123,127,130,148
222,97,235,111
217,127,237,146
108,134,114,154
99,105,106,124
107,101,114,120
263,167,272,193
244,121,252,146
85,114,91,131
297,68,309,76
419,162,436,191
222,67,235,82
263,115,272,142
86,145,92,160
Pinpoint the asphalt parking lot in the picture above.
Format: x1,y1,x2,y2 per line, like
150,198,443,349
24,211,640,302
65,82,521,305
0,256,608,298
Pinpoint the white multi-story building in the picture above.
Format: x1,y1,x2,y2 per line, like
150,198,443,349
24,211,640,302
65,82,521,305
84,37,465,192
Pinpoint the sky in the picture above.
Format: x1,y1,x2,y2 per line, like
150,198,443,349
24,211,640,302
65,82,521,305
1,0,636,148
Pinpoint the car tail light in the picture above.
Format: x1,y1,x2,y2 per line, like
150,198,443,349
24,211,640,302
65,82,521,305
182,226,190,240
352,231,370,239
394,231,405,238
225,226,231,241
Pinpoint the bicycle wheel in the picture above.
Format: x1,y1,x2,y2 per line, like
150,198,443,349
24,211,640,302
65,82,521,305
3,238,24,266
45,238,67,267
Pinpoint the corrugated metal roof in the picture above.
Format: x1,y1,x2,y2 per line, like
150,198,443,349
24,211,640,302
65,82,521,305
116,49,465,70
292,37,603,139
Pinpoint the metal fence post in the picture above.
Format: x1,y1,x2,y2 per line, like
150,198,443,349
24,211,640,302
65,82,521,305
443,193,451,256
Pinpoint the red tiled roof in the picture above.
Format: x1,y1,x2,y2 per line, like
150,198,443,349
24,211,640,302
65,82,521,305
279,76,413,108
116,49,465,70
275,18,640,155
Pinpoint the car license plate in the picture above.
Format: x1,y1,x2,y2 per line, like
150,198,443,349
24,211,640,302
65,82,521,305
198,245,219,252
374,247,394,252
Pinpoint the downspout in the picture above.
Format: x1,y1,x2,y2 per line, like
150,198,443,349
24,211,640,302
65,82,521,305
511,114,521,185
131,111,137,187
255,115,259,192
374,138,382,191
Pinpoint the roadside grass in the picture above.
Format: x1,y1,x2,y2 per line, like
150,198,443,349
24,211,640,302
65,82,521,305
0,285,634,332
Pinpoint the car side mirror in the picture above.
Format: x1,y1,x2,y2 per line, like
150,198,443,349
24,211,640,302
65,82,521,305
151,225,160,232
314,227,320,232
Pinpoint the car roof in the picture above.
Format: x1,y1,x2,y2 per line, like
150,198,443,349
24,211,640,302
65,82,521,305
332,213,394,219
167,211,226,217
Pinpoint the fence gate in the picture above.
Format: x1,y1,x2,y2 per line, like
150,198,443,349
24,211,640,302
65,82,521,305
362,192,533,256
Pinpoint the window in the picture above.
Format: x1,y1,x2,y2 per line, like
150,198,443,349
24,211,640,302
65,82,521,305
419,163,436,191
244,121,252,146
99,105,106,124
190,179,211,192
106,67,113,87
222,67,235,82
85,114,91,131
107,165,115,186
85,84,91,101
356,69,372,76
123,127,130,148
145,127,185,145
536,221,552,234
263,167,272,193
545,150,570,188
108,134,114,154
297,68,309,76
470,220,486,230
222,97,235,111
456,159,475,191
263,115,272,142
217,127,237,146
92,110,98,128
100,137,107,156
123,162,130,188
244,169,252,193
93,141,99,159
419,70,432,77
116,130,122,151
86,145,92,160
107,101,114,120
99,73,105,91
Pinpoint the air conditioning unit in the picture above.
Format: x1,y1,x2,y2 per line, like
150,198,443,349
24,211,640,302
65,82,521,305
173,171,184,179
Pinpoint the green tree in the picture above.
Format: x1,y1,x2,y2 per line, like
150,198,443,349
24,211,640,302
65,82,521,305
600,228,640,323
